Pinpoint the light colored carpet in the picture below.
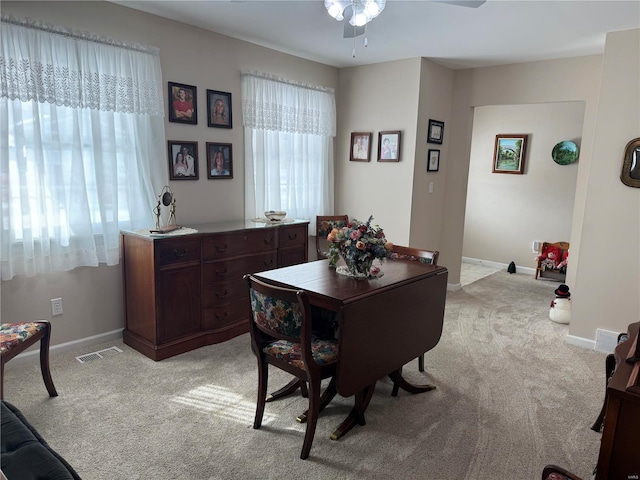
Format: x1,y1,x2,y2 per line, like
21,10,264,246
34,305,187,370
3,271,604,480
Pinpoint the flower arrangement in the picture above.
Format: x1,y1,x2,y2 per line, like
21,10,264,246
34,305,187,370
327,215,393,278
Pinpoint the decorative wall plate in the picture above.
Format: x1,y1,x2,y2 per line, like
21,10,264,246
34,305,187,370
552,141,579,165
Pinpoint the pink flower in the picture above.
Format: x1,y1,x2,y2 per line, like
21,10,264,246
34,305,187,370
356,241,366,250
350,230,361,241
370,266,380,276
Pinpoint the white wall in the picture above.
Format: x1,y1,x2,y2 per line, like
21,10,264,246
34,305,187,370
463,103,583,269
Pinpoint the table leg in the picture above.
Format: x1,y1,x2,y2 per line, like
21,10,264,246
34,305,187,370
296,377,337,423
330,383,376,441
389,368,436,397
266,378,307,402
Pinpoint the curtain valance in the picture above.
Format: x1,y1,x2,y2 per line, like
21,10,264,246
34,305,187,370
0,16,163,116
241,72,336,136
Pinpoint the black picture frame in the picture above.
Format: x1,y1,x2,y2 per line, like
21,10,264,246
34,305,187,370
206,142,233,179
168,82,197,125
427,149,440,172
427,119,444,144
168,141,199,180
378,131,401,162
207,90,232,129
350,132,372,162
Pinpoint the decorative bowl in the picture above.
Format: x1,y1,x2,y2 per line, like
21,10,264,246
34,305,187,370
265,210,287,222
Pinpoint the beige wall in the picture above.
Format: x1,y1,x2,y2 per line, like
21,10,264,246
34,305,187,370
463,102,583,268
0,1,338,348
2,1,638,349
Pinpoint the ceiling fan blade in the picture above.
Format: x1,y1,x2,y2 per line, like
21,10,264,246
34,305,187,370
342,4,365,38
435,0,486,7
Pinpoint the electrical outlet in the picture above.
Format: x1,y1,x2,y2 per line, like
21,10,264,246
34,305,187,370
51,298,63,316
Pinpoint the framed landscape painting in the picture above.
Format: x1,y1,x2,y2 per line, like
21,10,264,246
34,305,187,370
492,134,528,174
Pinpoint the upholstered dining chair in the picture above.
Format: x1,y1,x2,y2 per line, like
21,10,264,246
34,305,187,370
244,274,339,459
315,215,349,260
389,245,440,376
0,321,58,400
541,465,583,480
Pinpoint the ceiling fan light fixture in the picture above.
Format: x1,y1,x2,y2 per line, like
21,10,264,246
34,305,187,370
325,0,349,20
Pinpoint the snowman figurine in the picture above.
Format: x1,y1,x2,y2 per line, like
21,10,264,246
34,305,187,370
549,284,571,324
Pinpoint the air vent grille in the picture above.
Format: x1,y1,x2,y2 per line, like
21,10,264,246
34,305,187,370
76,346,123,363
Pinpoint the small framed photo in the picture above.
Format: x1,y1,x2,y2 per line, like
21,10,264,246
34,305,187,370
168,82,197,125
207,142,233,179
492,134,528,174
207,90,232,129
427,119,444,144
620,137,640,188
168,141,198,180
378,131,401,162
427,149,440,172
350,132,372,162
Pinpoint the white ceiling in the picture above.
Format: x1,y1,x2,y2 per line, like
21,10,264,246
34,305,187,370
113,0,640,69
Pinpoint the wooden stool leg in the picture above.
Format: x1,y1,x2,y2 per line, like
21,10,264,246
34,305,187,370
39,323,58,397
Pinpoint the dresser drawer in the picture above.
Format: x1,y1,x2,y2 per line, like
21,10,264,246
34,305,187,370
202,230,276,260
202,299,251,331
202,278,248,308
157,238,201,266
202,252,277,284
279,225,307,248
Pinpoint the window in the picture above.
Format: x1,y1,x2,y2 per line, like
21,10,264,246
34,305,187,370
241,72,336,235
1,16,166,280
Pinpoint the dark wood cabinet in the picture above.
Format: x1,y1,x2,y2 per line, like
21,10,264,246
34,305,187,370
121,221,308,360
595,321,640,479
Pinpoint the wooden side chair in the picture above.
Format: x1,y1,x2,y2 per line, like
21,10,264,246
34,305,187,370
315,215,349,260
244,274,339,459
0,321,58,400
389,245,440,376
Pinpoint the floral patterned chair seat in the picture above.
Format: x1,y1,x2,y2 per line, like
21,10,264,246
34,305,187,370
0,321,58,400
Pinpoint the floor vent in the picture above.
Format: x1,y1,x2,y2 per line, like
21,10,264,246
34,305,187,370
76,346,123,364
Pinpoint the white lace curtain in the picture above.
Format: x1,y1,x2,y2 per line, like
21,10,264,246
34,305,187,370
242,72,335,235
0,16,166,280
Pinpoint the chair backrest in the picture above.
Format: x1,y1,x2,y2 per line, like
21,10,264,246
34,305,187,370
315,215,349,260
244,274,313,347
389,245,439,265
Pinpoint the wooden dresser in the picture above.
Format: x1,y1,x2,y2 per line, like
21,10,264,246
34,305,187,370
120,220,308,360
595,321,640,479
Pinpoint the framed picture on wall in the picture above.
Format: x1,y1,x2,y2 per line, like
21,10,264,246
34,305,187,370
427,119,444,144
427,149,440,172
168,141,198,180
168,82,197,125
207,142,233,179
206,90,232,129
350,132,372,162
378,131,401,162
492,134,528,174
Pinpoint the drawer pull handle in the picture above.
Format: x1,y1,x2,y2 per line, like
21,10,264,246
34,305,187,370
215,268,227,276
173,248,188,257
216,244,228,252
216,312,228,320
264,259,274,267
264,238,274,245
288,233,298,240
216,290,229,299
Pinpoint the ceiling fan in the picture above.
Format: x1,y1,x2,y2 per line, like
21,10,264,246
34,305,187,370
327,0,486,39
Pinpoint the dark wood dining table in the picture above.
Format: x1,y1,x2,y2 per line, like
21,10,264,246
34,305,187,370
253,258,448,439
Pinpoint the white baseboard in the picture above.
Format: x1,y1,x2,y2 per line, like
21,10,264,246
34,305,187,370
8,329,124,366
447,283,462,291
461,256,536,276
565,333,597,351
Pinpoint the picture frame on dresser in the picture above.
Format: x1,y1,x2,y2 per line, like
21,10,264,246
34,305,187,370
168,82,197,125
168,141,199,180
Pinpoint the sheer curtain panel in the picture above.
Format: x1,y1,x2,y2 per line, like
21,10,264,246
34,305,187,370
241,72,335,235
0,16,166,280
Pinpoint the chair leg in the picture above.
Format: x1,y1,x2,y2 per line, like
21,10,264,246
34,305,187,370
418,354,425,372
297,376,337,423
254,357,269,429
300,378,322,460
39,323,58,397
